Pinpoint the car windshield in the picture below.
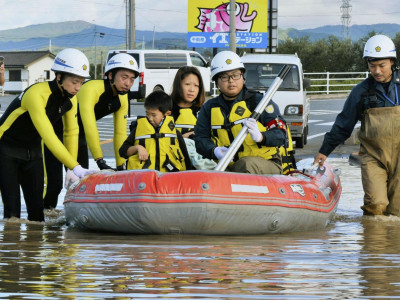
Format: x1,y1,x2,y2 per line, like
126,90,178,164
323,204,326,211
243,63,300,91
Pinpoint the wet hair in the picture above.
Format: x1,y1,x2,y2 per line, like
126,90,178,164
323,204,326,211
170,66,206,108
144,90,172,114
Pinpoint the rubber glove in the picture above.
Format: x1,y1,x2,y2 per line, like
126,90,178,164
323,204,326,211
214,146,229,160
96,159,114,170
246,118,263,143
73,165,96,178
64,169,79,189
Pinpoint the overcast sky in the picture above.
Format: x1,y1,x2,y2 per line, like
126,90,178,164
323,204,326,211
0,0,399,32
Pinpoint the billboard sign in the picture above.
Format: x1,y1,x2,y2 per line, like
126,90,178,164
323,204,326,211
187,0,268,48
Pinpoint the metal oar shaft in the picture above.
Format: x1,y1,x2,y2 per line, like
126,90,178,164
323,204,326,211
214,64,291,171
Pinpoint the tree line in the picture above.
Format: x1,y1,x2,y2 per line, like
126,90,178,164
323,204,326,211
276,31,400,73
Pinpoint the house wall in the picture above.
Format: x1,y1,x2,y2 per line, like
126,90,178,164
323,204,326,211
3,56,55,93
4,69,29,93
28,56,55,85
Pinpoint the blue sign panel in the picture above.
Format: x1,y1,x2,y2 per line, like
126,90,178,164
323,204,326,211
188,32,268,48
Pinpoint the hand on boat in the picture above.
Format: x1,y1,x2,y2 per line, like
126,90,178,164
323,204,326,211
96,158,114,170
73,165,97,178
313,153,327,167
245,118,263,143
214,147,229,160
64,169,79,189
116,164,126,171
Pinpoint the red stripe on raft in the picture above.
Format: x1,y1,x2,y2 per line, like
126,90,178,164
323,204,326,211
64,196,340,213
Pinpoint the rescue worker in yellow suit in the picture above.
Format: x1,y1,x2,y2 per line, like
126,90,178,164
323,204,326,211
314,34,400,216
0,48,96,221
77,53,139,170
42,53,139,209
194,51,294,174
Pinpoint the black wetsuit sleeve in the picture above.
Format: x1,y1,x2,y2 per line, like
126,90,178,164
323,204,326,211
119,121,137,159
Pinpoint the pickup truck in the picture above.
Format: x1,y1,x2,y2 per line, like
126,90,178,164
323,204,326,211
241,53,311,148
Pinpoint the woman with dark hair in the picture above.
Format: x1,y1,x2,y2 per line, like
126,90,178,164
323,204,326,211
170,66,216,170
170,66,206,139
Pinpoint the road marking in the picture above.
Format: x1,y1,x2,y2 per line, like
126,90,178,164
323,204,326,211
307,132,327,140
310,110,341,115
316,122,334,126
100,139,113,144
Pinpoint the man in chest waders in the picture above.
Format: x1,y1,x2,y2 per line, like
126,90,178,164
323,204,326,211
314,34,400,216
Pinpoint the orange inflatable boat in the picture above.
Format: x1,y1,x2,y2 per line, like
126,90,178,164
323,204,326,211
64,159,342,235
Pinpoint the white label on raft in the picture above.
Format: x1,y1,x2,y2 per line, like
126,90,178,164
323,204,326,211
95,183,124,193
231,184,269,194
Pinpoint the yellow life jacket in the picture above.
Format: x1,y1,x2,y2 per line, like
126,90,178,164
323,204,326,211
127,116,186,172
210,100,279,161
175,108,197,134
257,112,296,174
280,126,296,174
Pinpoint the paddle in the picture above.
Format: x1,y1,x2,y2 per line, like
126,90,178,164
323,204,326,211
214,64,292,171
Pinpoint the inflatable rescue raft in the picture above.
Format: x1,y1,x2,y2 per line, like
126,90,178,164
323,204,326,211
64,159,342,235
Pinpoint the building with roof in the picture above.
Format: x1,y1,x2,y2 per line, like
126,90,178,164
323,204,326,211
0,51,55,95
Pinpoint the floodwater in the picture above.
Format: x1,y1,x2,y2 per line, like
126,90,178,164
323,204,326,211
1,157,400,299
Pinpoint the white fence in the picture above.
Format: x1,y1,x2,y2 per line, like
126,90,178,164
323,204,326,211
304,71,369,94
211,71,369,97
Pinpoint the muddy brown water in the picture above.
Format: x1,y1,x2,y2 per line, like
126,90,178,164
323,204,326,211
0,157,399,299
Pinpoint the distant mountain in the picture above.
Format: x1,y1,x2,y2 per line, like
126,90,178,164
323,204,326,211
0,21,187,52
282,23,400,41
0,20,399,54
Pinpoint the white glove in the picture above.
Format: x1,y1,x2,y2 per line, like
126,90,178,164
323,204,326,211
214,147,229,160
65,169,79,189
246,118,263,143
72,165,96,178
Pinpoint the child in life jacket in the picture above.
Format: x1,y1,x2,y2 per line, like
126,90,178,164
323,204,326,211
119,90,193,172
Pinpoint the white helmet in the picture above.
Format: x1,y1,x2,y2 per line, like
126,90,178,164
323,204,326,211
105,53,139,77
51,48,90,78
363,34,397,60
211,51,245,81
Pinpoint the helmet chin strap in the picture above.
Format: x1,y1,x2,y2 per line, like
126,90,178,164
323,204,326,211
61,86,74,99
57,74,74,99
115,84,128,95
109,72,128,95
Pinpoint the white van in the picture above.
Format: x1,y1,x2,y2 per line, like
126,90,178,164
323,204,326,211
241,54,311,148
106,50,211,99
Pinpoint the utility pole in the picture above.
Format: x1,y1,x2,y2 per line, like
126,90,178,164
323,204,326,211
152,26,155,49
229,0,236,52
127,0,136,49
94,25,97,79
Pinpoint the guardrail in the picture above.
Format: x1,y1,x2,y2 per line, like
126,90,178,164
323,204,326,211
212,71,370,97
304,71,369,94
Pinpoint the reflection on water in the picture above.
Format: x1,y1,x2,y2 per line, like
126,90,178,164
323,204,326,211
1,158,400,298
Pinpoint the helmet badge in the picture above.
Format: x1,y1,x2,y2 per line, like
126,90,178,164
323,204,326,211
129,60,134,65
225,58,232,65
375,46,381,52
82,64,87,71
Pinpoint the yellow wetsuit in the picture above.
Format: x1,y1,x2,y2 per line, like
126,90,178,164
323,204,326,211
0,80,79,168
0,79,79,221
76,79,128,167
